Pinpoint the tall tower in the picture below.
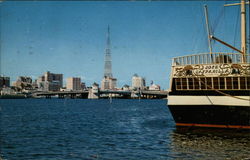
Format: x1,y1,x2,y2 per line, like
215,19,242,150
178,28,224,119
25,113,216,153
101,26,117,90
104,26,113,78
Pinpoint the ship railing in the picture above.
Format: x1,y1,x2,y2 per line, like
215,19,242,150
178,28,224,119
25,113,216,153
172,52,250,66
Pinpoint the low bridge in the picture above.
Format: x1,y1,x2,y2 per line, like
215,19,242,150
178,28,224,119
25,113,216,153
140,91,168,98
35,91,89,99
99,90,168,99
34,90,168,99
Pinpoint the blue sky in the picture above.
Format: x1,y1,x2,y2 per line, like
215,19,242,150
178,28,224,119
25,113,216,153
0,1,248,89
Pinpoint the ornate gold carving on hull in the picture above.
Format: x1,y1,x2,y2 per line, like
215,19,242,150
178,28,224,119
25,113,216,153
173,64,250,77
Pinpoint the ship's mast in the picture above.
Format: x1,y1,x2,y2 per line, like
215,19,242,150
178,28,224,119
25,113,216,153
240,0,246,61
204,5,213,55
224,0,249,62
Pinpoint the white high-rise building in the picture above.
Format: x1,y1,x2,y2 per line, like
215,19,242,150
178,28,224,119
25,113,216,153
67,77,81,91
132,74,145,90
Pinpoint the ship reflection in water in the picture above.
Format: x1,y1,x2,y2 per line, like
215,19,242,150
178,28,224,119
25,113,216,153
169,128,250,159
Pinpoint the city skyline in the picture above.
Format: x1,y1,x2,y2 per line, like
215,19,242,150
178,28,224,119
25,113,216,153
0,1,247,89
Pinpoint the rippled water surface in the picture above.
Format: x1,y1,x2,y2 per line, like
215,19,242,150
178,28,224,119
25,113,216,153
0,99,249,160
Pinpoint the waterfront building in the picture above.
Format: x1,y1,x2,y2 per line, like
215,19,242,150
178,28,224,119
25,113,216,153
37,81,61,92
60,87,67,91
0,76,10,88
122,84,130,91
132,74,146,90
36,76,44,85
36,76,44,90
81,82,87,90
149,83,161,91
67,77,81,91
0,87,15,95
13,76,33,90
36,71,63,91
101,26,117,90
44,71,63,88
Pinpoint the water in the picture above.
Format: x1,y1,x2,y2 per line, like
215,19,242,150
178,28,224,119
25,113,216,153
0,99,249,160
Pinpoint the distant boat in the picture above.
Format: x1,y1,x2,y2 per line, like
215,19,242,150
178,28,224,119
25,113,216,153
167,0,250,129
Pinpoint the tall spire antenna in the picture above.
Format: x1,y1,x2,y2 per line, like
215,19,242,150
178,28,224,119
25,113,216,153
107,25,110,48
104,25,113,78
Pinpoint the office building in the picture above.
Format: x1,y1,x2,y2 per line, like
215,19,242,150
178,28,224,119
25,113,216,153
13,76,33,90
44,71,63,88
36,71,63,91
132,74,146,90
67,77,81,91
101,76,117,90
0,76,10,88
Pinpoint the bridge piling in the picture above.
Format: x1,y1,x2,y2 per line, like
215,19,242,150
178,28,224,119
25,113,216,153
45,95,51,99
58,94,64,99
